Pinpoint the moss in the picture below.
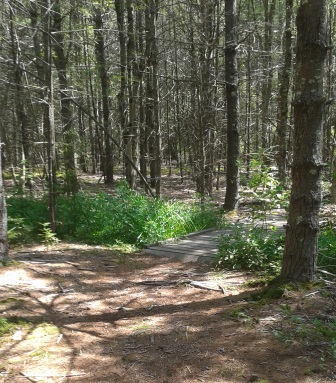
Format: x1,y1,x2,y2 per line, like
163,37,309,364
0,317,33,336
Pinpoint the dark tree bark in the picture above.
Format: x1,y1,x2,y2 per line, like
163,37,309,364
126,0,139,189
114,0,128,180
261,0,276,152
9,7,29,187
43,0,57,232
224,0,240,211
145,0,161,197
276,0,293,184
94,7,114,185
281,0,328,282
53,0,78,195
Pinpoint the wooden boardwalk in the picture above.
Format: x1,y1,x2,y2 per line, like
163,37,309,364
143,214,287,264
143,229,226,264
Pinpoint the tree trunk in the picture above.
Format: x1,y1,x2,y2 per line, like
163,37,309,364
53,0,78,195
94,7,114,184
9,7,29,189
0,139,9,263
126,0,139,189
276,0,293,184
224,0,240,211
115,0,128,182
145,0,161,197
261,0,276,153
43,0,56,232
281,0,328,282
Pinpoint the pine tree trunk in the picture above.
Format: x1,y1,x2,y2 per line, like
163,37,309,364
0,140,9,263
126,0,139,189
94,7,114,185
276,0,293,184
145,0,161,197
224,0,240,211
43,0,56,232
281,0,328,282
53,0,78,195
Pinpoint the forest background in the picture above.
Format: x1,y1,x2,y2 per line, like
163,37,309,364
0,0,335,279
1,2,336,381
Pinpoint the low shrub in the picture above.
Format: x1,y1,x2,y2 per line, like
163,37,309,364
216,224,336,274
216,226,284,273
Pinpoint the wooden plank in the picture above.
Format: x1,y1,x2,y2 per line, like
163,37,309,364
143,248,205,262
153,241,218,250
146,245,218,255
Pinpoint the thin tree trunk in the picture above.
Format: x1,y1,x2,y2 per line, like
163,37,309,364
9,7,29,189
43,0,56,232
224,0,240,211
53,0,78,194
276,0,293,184
94,7,113,184
0,139,9,263
126,0,139,189
145,0,161,197
115,0,128,182
261,0,276,152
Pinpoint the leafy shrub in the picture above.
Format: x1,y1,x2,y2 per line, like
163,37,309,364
216,223,336,274
7,196,49,243
216,226,284,272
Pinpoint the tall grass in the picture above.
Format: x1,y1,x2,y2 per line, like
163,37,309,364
7,185,220,246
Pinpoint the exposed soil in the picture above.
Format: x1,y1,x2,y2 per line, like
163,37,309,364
1,173,336,383
0,243,335,383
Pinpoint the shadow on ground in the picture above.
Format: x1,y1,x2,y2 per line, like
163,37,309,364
0,244,335,383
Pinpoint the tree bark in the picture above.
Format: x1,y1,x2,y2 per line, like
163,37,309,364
281,0,328,282
53,0,78,195
0,140,9,263
261,0,276,153
276,0,293,184
43,0,56,232
145,0,161,197
224,0,240,211
126,0,139,189
94,7,114,184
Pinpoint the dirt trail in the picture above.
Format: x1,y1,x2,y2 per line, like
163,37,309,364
0,243,335,383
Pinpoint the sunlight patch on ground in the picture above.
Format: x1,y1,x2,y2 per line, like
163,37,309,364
0,269,51,290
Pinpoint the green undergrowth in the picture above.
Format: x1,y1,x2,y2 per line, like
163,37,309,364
7,184,220,247
0,317,33,336
274,305,336,360
216,224,336,275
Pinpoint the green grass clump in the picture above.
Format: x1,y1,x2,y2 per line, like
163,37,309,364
318,226,336,273
7,184,220,247
0,317,33,336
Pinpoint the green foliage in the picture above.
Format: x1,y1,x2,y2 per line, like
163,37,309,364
318,225,336,273
7,197,49,243
38,223,60,246
275,314,336,359
7,185,219,247
216,226,284,272
0,317,32,336
242,151,290,219
216,223,336,275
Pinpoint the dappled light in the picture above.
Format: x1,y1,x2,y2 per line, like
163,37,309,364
0,245,335,383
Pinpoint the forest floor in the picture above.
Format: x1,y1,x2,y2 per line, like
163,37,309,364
1,174,336,383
